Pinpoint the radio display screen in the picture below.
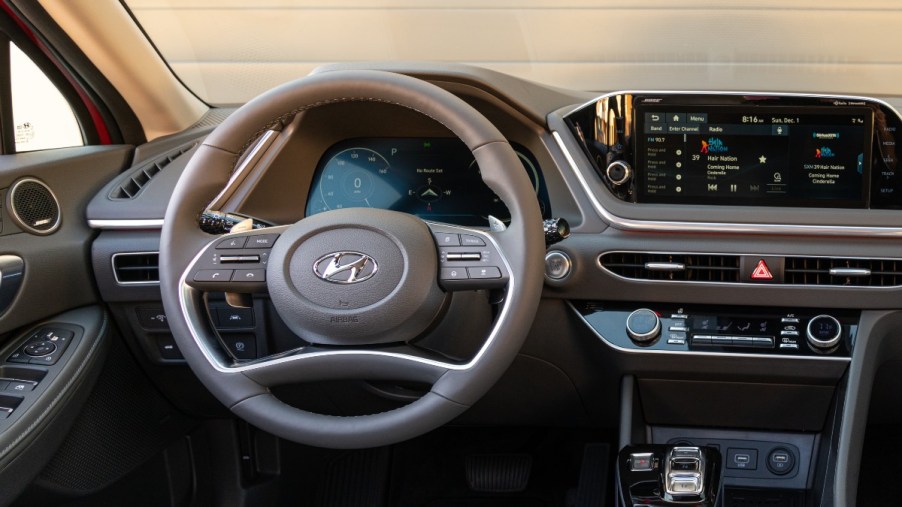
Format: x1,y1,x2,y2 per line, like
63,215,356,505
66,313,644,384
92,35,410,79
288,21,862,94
634,106,873,207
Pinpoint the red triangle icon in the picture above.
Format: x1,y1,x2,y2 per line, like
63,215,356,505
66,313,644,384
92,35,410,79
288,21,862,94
751,259,774,280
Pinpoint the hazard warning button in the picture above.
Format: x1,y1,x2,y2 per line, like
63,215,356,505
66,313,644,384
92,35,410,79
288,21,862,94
751,259,773,280
740,256,783,283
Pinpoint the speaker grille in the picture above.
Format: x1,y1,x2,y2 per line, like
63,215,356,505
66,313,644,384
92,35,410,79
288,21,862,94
8,178,61,235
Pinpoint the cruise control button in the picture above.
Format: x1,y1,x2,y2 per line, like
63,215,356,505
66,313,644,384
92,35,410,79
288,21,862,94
467,266,502,279
193,269,234,282
233,269,265,282
217,236,247,249
460,234,486,247
440,268,468,280
434,233,460,246
246,234,279,248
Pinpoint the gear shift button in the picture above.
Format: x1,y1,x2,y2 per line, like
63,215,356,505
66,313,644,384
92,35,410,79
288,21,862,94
669,476,701,493
630,452,654,471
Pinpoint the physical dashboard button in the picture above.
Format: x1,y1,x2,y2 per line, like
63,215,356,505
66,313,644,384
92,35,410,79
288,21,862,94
606,160,632,186
630,452,654,471
460,234,485,247
217,236,247,249
193,269,234,282
467,267,502,279
6,351,29,364
434,233,460,246
544,251,572,280
246,234,279,248
136,308,170,330
5,380,36,393
750,259,774,280
626,309,661,343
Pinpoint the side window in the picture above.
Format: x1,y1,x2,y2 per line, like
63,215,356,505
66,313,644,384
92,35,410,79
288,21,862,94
9,42,83,152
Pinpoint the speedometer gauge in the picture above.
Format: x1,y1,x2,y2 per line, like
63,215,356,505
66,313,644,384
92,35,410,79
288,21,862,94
306,138,552,226
314,148,400,212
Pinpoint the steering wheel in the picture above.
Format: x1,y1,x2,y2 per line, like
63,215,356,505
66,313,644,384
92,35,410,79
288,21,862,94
159,70,544,449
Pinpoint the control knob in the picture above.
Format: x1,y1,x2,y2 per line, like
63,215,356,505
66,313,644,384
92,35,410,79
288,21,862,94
626,309,661,343
806,315,842,350
606,160,632,186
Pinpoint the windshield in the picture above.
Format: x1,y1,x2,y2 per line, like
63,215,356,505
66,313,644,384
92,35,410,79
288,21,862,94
126,1,894,105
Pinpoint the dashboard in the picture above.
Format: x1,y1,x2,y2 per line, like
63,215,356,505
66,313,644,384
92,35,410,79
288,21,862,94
304,138,551,226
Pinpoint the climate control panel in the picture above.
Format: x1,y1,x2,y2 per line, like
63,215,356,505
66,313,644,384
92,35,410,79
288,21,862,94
576,303,856,358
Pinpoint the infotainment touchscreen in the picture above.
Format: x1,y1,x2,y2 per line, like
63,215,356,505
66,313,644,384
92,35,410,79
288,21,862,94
634,106,873,207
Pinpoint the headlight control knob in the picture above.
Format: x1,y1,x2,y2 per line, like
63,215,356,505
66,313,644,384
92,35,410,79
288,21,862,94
626,308,661,343
806,315,842,350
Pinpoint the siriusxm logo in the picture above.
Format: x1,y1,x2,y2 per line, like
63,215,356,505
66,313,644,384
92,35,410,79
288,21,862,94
816,147,836,158
701,137,729,154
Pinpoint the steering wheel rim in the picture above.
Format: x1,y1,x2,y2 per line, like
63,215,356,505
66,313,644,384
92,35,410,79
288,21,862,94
159,70,545,449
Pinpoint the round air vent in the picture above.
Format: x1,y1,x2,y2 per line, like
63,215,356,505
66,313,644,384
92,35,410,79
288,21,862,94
6,178,61,235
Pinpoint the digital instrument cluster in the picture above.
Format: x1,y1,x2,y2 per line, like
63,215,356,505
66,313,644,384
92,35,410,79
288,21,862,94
304,138,551,226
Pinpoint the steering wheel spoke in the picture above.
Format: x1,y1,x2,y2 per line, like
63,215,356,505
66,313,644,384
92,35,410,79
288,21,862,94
427,222,511,291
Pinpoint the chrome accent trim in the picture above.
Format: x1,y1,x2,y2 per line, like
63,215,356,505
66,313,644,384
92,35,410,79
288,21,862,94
7,177,62,235
645,262,686,272
111,251,160,286
806,314,843,349
605,160,632,186
178,222,516,374
312,251,378,284
206,129,278,211
88,219,164,230
568,301,851,362
828,268,872,277
598,250,902,289
625,308,661,342
553,90,902,237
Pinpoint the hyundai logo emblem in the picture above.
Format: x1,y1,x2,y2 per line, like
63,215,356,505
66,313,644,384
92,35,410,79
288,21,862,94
313,252,378,284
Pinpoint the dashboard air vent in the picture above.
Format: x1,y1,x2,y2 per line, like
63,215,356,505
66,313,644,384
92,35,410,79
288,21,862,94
600,252,741,283
110,143,196,199
785,257,902,287
112,252,160,285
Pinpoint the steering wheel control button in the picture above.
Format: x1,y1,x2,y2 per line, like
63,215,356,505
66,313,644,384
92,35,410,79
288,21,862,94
194,269,234,282
441,268,468,280
626,309,661,343
24,341,56,357
544,251,572,280
467,266,502,279
460,234,485,247
807,315,842,350
221,334,257,360
726,448,758,470
233,269,266,282
434,233,460,246
219,255,261,263
217,236,247,249
246,234,279,248
766,448,795,475
215,308,255,329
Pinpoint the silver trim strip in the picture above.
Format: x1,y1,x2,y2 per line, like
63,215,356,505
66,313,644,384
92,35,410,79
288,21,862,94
111,251,160,286
598,250,902,289
177,222,516,374
645,262,685,272
829,268,872,277
553,90,902,238
88,219,164,230
568,301,851,362
206,130,278,211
